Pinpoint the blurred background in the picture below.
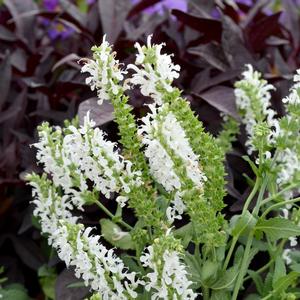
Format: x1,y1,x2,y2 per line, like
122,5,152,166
0,0,300,299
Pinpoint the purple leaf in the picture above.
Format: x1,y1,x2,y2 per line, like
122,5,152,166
78,98,114,127
172,10,222,42
191,70,240,94
265,36,289,46
59,0,87,27
7,235,45,271
55,269,89,300
246,12,282,52
0,53,11,110
0,107,21,124
195,86,239,119
51,53,81,72
0,25,16,41
124,13,165,41
128,0,160,18
282,0,300,48
4,0,37,48
98,0,132,43
221,15,255,69
241,0,270,28
188,44,228,71
10,48,27,73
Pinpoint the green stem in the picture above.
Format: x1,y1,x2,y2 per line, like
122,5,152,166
242,178,261,214
261,293,273,300
232,178,268,300
223,237,238,271
232,232,254,300
260,183,298,206
261,197,300,219
203,287,210,300
223,177,261,271
95,200,133,230
252,178,268,216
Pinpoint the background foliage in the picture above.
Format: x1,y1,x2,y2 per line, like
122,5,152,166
0,0,300,298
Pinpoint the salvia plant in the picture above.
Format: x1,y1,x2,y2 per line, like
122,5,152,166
27,35,300,300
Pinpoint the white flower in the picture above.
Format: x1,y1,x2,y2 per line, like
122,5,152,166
29,176,142,299
34,113,142,207
283,248,292,265
289,237,298,247
234,64,278,153
166,191,186,223
140,245,196,300
281,208,289,219
116,196,128,208
139,104,206,196
128,36,180,105
81,35,127,105
283,89,300,105
282,71,300,105
276,148,300,186
293,69,300,84
160,112,206,189
138,104,206,224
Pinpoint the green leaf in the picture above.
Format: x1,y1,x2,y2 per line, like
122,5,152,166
290,263,300,273
67,281,85,288
76,0,88,13
233,245,244,265
0,284,30,300
31,215,41,230
248,270,264,295
242,155,259,176
230,211,257,237
216,245,226,263
238,235,268,251
100,219,135,250
267,272,300,297
201,260,219,284
210,290,231,300
38,265,56,300
255,218,300,242
120,255,144,274
210,266,238,291
263,271,273,296
156,195,169,213
184,252,202,289
173,223,193,248
40,277,56,299
273,256,287,288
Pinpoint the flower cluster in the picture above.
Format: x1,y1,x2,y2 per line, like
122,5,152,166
138,104,206,223
128,37,226,245
234,66,300,269
81,35,126,104
140,232,196,300
34,113,142,209
234,65,300,193
275,72,300,190
234,64,279,153
28,174,142,299
128,35,180,105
